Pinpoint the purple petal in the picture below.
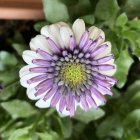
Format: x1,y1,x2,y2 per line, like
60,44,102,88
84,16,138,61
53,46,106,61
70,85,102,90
88,36,104,52
105,76,117,84
36,48,52,61
66,93,73,111
91,55,113,65
82,39,93,53
91,87,106,102
88,40,98,51
27,74,47,84
70,97,75,117
79,31,89,49
92,72,117,84
94,78,113,88
86,93,97,108
35,86,51,96
47,37,60,53
35,79,53,91
32,59,51,66
80,94,89,112
69,35,75,51
59,96,66,113
91,44,108,57
43,86,58,101
29,67,48,73
95,85,113,96
50,92,61,107
95,55,113,62
97,64,115,71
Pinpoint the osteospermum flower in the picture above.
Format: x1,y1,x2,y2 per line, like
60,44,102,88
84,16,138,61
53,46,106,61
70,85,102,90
19,19,117,117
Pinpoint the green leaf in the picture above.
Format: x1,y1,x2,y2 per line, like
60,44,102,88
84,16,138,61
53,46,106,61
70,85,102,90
122,30,139,48
130,92,140,107
116,13,128,27
61,0,78,6
124,80,140,101
71,0,92,18
1,100,37,119
34,21,49,32
96,115,123,138
124,109,140,128
12,43,27,56
61,118,72,138
128,19,140,31
8,126,33,140
0,51,18,67
115,49,133,88
124,0,140,17
0,81,19,100
42,0,69,23
0,68,19,85
74,107,105,124
133,48,140,60
81,14,95,25
95,0,120,21
37,131,60,140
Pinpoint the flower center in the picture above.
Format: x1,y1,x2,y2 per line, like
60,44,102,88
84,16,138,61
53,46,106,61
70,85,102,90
60,63,86,89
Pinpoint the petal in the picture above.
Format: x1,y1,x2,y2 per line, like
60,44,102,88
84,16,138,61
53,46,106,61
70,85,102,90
56,22,69,28
60,26,73,48
19,65,35,78
22,50,43,65
27,74,47,84
47,37,60,53
26,87,49,100
69,97,76,117
94,84,113,96
57,107,70,117
90,90,104,106
41,25,64,48
32,59,51,66
59,96,66,113
99,64,116,76
92,55,114,65
35,97,52,108
94,41,111,59
30,35,52,54
20,73,42,88
79,31,89,49
35,87,57,108
50,92,61,107
72,19,85,45
88,26,105,41
80,94,89,112
69,36,75,51
86,93,97,109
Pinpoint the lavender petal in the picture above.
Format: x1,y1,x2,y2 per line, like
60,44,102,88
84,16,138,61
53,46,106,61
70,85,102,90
79,31,89,49
50,92,61,107
69,36,75,51
47,37,60,53
27,74,47,84
36,48,52,61
59,96,66,113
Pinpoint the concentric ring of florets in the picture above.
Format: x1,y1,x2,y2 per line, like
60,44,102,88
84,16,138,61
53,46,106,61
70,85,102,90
19,19,117,117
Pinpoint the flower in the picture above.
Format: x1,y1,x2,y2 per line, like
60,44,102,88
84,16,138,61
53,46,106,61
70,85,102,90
19,19,117,117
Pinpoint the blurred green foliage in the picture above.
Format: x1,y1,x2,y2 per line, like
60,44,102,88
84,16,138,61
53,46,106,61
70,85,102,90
1,0,140,139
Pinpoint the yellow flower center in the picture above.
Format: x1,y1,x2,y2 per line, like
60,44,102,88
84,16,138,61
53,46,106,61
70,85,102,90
60,63,86,89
